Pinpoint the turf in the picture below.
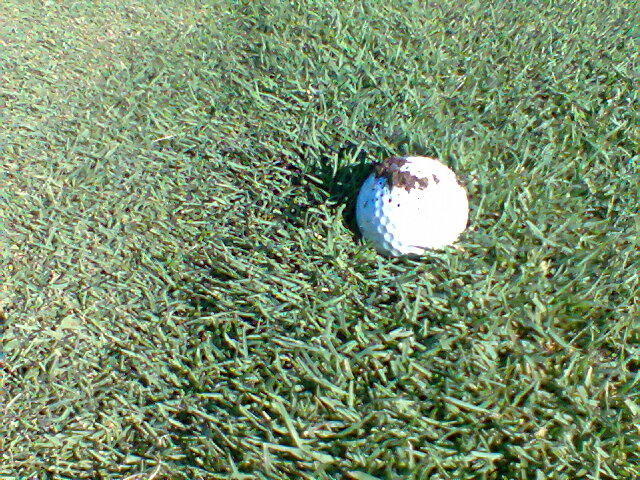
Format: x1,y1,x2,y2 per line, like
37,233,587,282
1,0,638,479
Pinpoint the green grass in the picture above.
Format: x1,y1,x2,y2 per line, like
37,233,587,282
1,0,638,479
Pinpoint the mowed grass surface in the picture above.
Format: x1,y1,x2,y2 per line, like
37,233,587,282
1,0,639,478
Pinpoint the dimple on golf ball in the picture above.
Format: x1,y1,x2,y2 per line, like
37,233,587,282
355,156,469,256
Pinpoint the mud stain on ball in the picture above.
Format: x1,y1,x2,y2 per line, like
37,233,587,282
373,156,430,191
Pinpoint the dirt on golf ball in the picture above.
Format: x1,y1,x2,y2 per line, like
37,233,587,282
355,156,469,256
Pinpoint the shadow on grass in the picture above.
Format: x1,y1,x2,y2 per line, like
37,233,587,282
300,141,384,238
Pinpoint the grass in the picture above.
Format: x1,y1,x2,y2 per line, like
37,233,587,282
1,0,638,478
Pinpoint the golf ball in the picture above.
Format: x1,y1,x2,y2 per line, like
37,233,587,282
355,156,469,256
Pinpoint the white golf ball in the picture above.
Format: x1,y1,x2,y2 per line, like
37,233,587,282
355,156,469,256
